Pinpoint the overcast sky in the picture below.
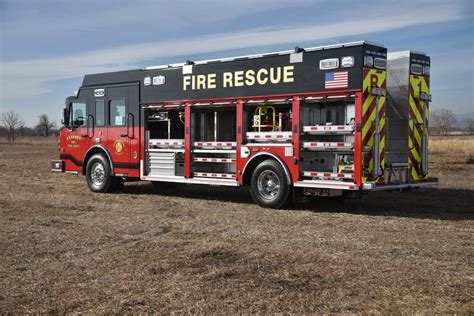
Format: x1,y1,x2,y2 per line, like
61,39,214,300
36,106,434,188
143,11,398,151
0,0,473,126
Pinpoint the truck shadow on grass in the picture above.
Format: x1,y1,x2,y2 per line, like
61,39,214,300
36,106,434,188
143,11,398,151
122,183,474,221
312,188,474,221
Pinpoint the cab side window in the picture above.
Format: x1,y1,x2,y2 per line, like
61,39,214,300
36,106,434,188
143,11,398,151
109,99,126,126
95,100,105,127
71,102,86,127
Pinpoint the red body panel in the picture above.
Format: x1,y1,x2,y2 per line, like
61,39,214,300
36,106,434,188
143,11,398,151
107,126,130,174
60,125,141,176
60,126,91,172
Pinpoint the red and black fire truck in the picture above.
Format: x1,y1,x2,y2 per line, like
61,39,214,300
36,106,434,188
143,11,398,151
52,41,437,208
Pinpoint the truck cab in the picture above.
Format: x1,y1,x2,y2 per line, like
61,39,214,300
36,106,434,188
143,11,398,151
52,83,141,192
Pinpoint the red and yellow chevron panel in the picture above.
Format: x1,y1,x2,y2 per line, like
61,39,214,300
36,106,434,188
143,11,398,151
362,68,386,183
408,74,430,180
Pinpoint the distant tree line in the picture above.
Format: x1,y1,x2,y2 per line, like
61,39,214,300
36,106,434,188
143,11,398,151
0,111,59,143
429,108,474,136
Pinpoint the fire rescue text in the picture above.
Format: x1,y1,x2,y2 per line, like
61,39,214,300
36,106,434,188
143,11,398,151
183,66,294,91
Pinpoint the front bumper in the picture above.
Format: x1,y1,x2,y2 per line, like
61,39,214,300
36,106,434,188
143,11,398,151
51,160,63,172
363,178,439,191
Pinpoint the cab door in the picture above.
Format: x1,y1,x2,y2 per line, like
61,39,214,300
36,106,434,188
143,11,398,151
106,86,131,175
60,100,90,172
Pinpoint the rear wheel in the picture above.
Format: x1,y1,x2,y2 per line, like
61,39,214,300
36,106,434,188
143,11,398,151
86,154,115,193
250,160,290,209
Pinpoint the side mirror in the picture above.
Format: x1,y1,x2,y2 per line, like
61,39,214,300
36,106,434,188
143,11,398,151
61,108,69,127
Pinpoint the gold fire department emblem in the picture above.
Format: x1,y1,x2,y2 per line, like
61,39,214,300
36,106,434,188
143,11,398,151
114,140,124,155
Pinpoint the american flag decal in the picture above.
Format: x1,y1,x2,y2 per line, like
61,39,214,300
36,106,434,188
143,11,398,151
325,71,348,89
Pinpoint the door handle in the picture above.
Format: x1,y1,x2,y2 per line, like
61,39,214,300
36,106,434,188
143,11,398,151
120,114,129,137
119,113,134,138
128,113,134,139
88,114,95,138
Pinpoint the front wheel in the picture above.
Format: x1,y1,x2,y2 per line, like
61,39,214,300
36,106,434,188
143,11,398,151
250,160,290,209
86,154,115,193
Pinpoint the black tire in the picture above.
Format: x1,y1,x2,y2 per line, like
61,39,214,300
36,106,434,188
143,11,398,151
250,160,291,209
85,154,114,193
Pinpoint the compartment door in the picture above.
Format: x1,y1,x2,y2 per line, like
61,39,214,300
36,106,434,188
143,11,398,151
361,68,387,183
408,75,430,180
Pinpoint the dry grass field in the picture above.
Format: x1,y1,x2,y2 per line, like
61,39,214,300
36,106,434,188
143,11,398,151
0,136,473,313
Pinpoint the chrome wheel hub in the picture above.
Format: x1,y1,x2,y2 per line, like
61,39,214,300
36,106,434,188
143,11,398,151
91,162,106,186
257,170,280,200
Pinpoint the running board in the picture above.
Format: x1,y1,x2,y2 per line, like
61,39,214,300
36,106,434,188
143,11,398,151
294,180,359,190
142,175,239,186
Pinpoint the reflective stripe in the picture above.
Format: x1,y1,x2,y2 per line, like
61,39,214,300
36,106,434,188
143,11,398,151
302,171,354,179
193,157,236,163
194,172,237,178
302,142,353,150
149,139,184,147
194,142,236,148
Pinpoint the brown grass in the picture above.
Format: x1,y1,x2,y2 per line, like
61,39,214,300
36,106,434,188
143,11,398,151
429,135,474,156
0,137,473,313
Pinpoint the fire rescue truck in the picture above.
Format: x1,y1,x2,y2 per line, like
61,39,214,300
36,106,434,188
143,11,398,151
52,41,438,208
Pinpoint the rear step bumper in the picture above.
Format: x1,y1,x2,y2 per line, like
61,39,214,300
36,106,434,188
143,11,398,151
363,178,439,191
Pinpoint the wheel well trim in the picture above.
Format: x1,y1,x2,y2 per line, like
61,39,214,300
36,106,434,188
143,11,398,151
241,152,292,184
83,145,114,173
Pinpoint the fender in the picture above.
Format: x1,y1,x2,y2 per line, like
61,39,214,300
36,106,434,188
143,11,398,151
83,145,115,172
242,152,292,184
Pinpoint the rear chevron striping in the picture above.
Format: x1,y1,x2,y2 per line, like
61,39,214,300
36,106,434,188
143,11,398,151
362,68,386,183
362,124,376,145
409,151,421,175
362,97,376,124
408,74,429,180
